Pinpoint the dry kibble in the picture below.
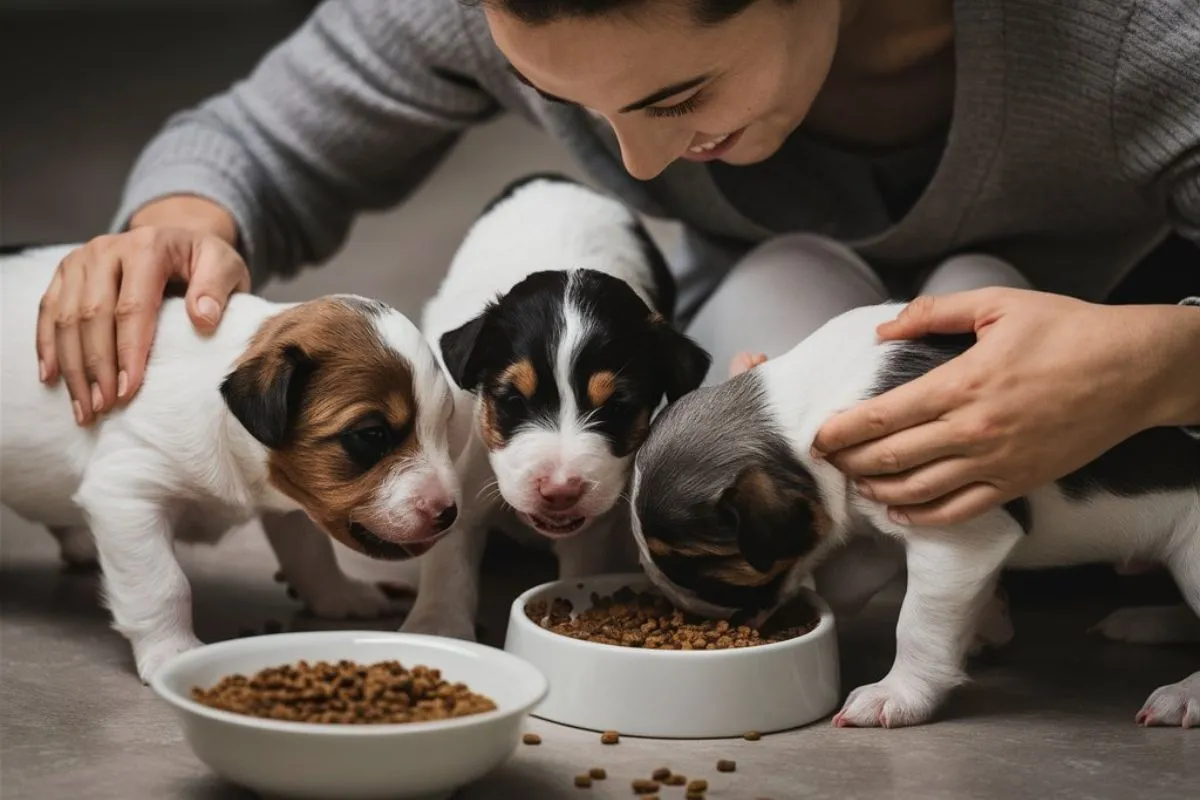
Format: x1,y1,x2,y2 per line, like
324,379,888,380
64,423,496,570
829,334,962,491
575,775,593,788
632,779,660,794
190,660,496,725
664,775,688,786
601,730,621,744
525,586,818,649
687,779,709,793
522,733,542,745
589,768,607,780
743,730,762,741
651,767,672,781
717,759,737,773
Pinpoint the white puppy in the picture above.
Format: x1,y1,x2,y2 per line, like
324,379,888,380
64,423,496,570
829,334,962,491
1,245,461,680
631,300,1200,728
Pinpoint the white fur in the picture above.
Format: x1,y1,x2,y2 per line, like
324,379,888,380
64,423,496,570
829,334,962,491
0,246,458,681
638,302,1200,728
406,180,649,638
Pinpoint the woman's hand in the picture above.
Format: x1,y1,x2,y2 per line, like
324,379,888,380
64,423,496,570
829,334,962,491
37,196,250,426
811,288,1200,527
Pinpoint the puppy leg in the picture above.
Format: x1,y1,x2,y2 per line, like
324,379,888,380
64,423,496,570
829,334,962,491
1092,604,1200,645
75,464,200,682
400,522,488,641
48,525,99,570
833,514,1023,729
1135,539,1200,728
261,511,401,620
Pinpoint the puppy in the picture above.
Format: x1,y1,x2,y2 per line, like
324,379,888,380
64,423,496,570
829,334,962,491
630,301,1200,728
402,175,710,639
1,244,461,681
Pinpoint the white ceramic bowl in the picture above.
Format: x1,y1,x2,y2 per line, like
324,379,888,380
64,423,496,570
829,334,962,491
152,631,548,800
504,573,839,738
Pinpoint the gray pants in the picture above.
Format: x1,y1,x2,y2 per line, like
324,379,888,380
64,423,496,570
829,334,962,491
685,234,1031,386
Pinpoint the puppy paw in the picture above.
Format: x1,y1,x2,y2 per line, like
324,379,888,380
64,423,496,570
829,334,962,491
400,609,477,642
1136,673,1200,728
133,634,203,684
301,578,406,620
1091,605,1200,645
832,678,942,729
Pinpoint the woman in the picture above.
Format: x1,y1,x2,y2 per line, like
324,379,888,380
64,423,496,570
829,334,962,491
35,0,1200,527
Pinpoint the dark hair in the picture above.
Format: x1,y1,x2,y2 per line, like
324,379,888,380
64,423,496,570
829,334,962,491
465,0,768,26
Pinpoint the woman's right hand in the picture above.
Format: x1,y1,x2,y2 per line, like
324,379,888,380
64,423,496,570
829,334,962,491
37,197,251,426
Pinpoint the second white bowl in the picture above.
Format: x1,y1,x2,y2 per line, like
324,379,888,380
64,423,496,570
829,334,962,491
504,573,840,738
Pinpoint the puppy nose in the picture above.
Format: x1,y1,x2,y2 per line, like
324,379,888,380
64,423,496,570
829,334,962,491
537,476,585,510
434,503,458,532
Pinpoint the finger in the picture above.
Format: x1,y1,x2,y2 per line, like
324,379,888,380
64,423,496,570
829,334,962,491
856,456,978,506
114,246,169,403
182,242,250,333
876,290,1004,341
813,374,953,457
36,268,65,383
52,255,93,425
828,419,968,477
888,482,1007,527
79,249,122,413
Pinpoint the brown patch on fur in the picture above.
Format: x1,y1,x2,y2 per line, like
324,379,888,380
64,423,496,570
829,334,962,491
733,466,833,540
479,395,506,451
645,537,672,557
236,297,420,555
502,359,538,399
586,370,617,407
705,557,796,587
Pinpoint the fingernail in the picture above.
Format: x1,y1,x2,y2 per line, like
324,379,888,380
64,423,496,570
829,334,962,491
72,400,84,425
90,383,103,412
197,296,220,322
888,509,910,525
856,481,874,500
117,371,129,399
810,447,826,462
38,360,48,382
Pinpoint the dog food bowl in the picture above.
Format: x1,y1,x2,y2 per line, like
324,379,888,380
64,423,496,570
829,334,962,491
152,631,548,800
504,573,840,738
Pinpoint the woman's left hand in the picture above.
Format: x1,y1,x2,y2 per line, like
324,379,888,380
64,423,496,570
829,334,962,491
811,287,1199,527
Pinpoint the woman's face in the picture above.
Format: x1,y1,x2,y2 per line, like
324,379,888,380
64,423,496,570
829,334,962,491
486,0,844,180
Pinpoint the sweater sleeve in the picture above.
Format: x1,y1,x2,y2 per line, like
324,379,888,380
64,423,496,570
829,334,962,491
111,0,500,284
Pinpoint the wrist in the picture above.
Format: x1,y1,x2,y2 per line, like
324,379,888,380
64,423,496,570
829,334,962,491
129,194,239,249
1139,301,1200,430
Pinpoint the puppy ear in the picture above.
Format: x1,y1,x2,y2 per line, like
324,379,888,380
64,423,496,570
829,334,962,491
651,315,711,402
717,465,819,573
220,344,317,449
439,315,488,391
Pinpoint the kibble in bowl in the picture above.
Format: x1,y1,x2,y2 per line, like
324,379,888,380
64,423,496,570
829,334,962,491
504,573,839,738
151,631,548,800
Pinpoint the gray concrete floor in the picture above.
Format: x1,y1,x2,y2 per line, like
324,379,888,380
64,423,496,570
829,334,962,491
1,5,1197,799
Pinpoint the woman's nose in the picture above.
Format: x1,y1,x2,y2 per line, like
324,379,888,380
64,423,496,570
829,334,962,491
608,119,687,181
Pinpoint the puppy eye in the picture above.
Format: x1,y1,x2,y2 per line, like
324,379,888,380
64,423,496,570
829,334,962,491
500,387,526,409
340,421,393,470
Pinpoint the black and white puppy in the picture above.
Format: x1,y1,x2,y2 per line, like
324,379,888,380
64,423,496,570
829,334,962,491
403,174,711,639
631,301,1200,729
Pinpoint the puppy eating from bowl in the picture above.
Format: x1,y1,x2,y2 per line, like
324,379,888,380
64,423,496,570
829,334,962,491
630,301,1200,728
1,245,461,681
403,175,711,640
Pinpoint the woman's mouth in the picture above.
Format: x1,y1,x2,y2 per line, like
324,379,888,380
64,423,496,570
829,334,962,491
682,128,744,162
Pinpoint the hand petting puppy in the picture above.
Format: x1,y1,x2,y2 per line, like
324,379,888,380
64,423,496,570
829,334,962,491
812,288,1200,527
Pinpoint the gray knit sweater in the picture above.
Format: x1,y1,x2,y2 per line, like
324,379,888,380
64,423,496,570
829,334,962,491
113,0,1200,313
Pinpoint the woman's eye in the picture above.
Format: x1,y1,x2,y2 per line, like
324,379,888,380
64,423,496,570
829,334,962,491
341,424,392,470
645,92,704,119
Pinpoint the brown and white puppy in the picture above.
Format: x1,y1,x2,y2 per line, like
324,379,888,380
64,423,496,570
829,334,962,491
1,245,460,681
402,175,710,640
631,301,1200,729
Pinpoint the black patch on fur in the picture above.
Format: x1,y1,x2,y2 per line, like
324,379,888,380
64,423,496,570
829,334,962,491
440,268,708,455
348,522,415,561
635,375,823,612
220,345,318,449
1058,427,1200,499
0,242,44,255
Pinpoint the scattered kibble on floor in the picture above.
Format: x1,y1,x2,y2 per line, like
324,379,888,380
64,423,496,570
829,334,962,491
687,779,709,793
522,733,541,745
588,767,607,780
743,730,762,741
601,730,620,744
651,767,672,781
574,774,593,788
632,778,660,794
664,774,687,786
717,759,737,772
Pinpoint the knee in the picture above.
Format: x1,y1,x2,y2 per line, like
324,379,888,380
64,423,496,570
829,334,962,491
734,233,884,291
921,253,1033,296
